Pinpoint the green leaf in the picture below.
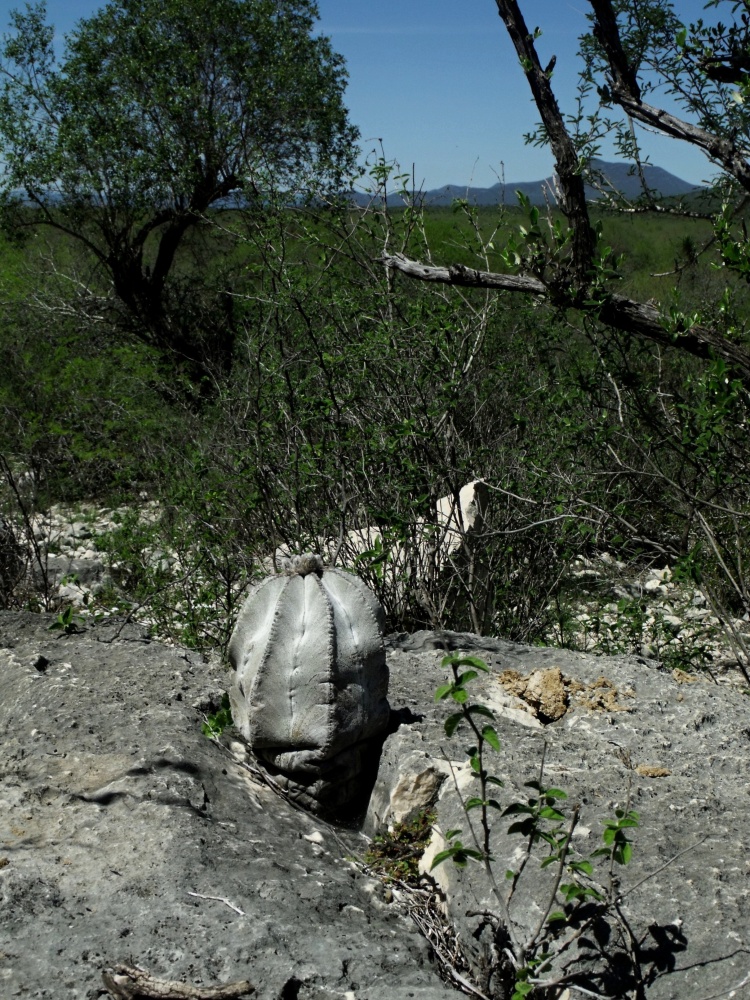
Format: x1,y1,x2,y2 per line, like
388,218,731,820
544,788,568,800
445,829,462,840
481,725,501,751
547,911,566,923
503,802,533,816
430,848,458,870
435,683,453,701
441,654,489,672
470,754,481,773
569,860,593,876
616,841,633,865
618,814,640,829
539,806,565,821
508,818,535,836
462,655,490,672
451,687,468,704
467,703,494,718
444,712,464,737
465,796,485,810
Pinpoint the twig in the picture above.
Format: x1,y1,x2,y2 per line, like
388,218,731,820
566,986,610,999
506,743,548,912
101,963,254,999
355,858,487,1000
438,749,511,930
528,805,580,950
187,891,245,916
690,968,750,1000
618,835,709,900
0,455,53,609
410,909,492,1000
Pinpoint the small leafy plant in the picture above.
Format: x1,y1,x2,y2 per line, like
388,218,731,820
433,653,640,998
201,692,234,738
48,605,84,635
363,810,436,882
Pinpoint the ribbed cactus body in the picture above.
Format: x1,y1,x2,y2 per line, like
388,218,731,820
228,557,389,812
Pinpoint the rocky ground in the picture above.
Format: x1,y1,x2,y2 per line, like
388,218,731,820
0,611,454,1000
372,630,750,999
2,610,749,999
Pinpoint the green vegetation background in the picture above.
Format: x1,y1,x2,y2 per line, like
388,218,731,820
1,197,747,655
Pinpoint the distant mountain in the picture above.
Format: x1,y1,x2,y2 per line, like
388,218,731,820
347,159,703,208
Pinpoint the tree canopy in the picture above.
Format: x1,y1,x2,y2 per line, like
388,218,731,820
0,0,359,382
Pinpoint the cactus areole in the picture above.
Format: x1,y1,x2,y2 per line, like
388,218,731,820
228,555,390,813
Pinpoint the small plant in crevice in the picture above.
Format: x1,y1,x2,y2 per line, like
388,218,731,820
433,653,640,999
201,693,234,739
363,810,436,883
48,604,85,635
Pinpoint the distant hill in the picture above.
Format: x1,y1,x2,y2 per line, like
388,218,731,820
348,158,703,208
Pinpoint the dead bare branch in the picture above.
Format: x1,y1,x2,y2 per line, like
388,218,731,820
101,963,254,999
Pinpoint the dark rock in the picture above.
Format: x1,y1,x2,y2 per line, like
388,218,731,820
0,611,453,1000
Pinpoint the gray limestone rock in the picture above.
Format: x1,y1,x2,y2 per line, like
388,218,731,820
5,611,749,1000
33,554,110,592
370,631,750,998
0,612,451,1000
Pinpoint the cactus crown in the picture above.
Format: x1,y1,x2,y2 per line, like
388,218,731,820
280,552,324,577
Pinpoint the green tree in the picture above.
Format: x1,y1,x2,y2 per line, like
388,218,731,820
0,0,358,384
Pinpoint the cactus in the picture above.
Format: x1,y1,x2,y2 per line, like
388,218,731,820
228,554,389,813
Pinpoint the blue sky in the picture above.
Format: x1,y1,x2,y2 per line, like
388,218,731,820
8,0,724,190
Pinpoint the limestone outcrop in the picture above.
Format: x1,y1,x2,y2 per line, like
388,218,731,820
0,611,449,1000
2,613,750,999
369,630,750,999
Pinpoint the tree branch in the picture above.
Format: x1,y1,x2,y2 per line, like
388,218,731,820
494,0,597,291
589,0,750,193
101,963,254,999
381,251,750,385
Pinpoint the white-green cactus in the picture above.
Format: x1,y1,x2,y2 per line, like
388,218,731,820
228,554,389,812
